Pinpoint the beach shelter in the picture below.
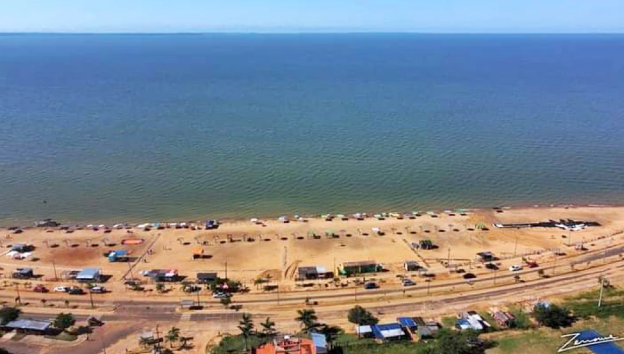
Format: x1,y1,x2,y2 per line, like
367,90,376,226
192,247,204,259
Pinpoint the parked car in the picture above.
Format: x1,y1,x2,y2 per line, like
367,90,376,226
463,273,477,279
90,286,106,293
69,287,85,295
212,291,231,299
33,284,49,293
526,262,539,268
402,279,416,287
485,263,499,270
54,286,70,292
509,265,523,272
364,282,379,290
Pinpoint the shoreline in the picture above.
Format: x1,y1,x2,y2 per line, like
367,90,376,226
1,201,620,229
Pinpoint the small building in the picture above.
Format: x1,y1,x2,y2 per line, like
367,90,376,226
5,319,52,334
397,317,418,333
355,325,373,338
108,250,128,262
197,272,218,284
254,335,319,354
144,269,180,282
404,261,420,271
12,268,34,279
11,243,32,253
297,265,332,280
76,268,102,282
457,311,490,332
371,323,408,342
339,260,378,275
492,311,515,328
477,251,495,262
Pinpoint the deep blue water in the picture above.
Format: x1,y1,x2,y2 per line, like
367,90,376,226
1,34,624,225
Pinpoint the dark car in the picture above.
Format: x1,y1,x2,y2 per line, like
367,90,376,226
364,282,379,290
485,263,499,270
33,284,49,293
69,287,85,295
463,273,477,279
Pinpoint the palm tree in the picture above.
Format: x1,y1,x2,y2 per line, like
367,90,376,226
319,324,343,349
295,309,319,333
238,313,255,352
260,317,277,339
254,278,265,290
166,326,180,348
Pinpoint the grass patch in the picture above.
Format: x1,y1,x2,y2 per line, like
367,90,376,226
211,334,266,354
487,316,624,354
441,316,456,329
488,329,556,354
341,341,431,354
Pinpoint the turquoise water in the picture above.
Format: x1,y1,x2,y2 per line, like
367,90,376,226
1,34,624,225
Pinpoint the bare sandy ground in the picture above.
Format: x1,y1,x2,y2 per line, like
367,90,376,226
1,206,623,297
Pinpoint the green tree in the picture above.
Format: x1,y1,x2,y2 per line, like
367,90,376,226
0,307,21,325
295,309,320,333
53,313,75,332
533,304,574,329
537,269,545,278
347,305,379,326
166,326,180,348
431,328,484,354
319,324,343,349
260,317,277,339
156,283,166,293
220,296,232,308
510,310,531,329
238,313,255,352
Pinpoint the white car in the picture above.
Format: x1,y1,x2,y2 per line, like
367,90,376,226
212,292,231,299
509,265,523,272
54,286,70,292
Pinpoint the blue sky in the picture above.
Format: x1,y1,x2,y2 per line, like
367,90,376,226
1,0,623,33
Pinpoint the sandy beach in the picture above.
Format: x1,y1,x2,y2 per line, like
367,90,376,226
2,205,623,297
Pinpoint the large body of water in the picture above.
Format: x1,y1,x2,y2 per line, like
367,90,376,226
1,34,623,225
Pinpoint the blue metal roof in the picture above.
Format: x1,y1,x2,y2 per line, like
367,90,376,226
397,317,417,328
76,267,101,279
311,333,327,348
371,323,404,339
6,319,51,331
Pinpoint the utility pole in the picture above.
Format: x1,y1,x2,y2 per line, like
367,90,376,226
553,251,558,275
89,290,95,309
52,260,58,281
598,276,605,308
155,324,161,351
14,283,21,305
